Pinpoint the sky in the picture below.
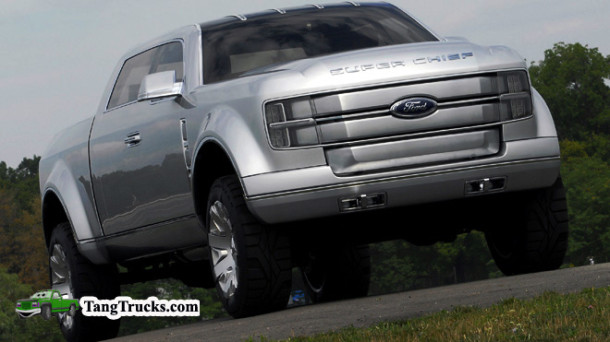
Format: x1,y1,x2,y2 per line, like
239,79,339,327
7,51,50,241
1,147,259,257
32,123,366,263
1,0,609,168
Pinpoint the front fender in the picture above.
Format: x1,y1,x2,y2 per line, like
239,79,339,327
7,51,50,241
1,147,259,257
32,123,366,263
193,103,326,187
43,161,97,241
531,87,558,138
42,161,109,264
194,105,271,179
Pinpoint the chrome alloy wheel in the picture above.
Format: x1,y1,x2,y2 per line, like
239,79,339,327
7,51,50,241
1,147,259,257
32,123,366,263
50,243,75,330
208,200,239,299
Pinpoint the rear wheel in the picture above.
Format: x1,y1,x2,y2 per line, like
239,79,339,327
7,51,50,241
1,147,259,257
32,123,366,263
49,222,120,342
485,178,569,275
206,176,292,317
301,243,371,303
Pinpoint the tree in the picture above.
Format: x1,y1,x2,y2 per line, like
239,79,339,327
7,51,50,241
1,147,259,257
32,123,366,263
0,156,48,290
0,156,41,211
529,43,610,140
560,139,610,266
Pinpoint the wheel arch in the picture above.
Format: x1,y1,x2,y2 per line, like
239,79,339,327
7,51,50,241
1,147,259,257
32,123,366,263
42,189,70,248
40,158,103,243
42,189,111,264
192,140,239,228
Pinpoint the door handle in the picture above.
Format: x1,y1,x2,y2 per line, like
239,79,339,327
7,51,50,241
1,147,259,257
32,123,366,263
124,132,141,147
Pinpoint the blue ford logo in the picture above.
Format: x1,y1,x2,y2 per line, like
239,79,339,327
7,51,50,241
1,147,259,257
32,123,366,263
390,97,437,118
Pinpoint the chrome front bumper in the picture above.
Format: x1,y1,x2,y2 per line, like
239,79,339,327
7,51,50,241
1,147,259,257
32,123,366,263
243,137,560,224
16,308,41,318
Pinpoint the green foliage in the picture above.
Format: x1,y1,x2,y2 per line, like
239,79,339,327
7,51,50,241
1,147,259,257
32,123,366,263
529,42,610,140
560,139,610,265
0,157,48,290
0,156,41,211
0,157,62,341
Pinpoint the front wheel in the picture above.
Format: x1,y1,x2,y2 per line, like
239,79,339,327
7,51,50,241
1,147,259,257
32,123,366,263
41,305,51,320
485,178,569,275
49,222,120,342
206,176,292,317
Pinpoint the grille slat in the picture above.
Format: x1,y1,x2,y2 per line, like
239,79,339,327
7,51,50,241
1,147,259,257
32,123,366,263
318,103,499,143
313,74,499,117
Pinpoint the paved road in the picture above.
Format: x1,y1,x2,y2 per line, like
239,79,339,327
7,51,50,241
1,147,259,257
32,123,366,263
111,263,610,342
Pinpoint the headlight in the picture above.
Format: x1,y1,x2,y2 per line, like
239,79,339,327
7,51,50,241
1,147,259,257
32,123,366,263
265,97,320,148
497,71,532,120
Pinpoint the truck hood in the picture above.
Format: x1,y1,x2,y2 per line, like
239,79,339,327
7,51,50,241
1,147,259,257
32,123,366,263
17,298,38,303
243,40,527,96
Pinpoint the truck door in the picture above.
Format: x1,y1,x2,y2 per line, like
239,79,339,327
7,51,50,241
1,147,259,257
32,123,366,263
89,41,194,235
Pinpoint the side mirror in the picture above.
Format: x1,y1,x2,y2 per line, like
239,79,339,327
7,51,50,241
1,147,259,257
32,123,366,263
137,71,182,101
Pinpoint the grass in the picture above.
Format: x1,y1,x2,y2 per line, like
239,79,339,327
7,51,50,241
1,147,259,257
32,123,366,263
262,287,610,342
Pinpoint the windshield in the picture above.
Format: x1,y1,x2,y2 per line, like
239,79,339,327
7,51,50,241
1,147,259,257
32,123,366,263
30,291,51,299
201,5,438,83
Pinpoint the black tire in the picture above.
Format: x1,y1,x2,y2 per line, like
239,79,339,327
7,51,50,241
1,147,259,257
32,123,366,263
485,177,569,275
49,222,121,342
301,243,371,303
206,176,292,318
41,305,51,320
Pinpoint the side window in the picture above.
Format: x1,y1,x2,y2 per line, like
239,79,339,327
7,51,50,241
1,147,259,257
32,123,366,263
52,292,60,299
107,48,155,109
152,42,184,82
107,41,183,110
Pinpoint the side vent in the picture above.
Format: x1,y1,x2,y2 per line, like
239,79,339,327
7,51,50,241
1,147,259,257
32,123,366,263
180,119,192,177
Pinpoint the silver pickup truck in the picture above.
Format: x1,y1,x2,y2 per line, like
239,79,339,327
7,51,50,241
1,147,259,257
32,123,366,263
40,2,568,340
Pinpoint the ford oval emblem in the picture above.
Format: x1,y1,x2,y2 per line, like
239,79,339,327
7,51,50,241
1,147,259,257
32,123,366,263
390,97,438,119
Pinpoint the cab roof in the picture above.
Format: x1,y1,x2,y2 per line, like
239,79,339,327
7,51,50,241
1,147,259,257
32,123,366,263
198,2,397,30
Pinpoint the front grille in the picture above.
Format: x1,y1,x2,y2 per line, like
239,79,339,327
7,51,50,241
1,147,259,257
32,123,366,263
264,71,531,149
